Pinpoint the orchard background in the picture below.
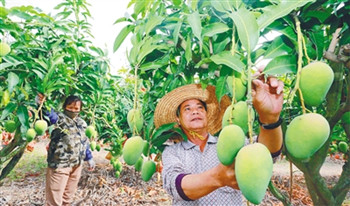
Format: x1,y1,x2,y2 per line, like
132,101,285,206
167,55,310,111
0,0,349,205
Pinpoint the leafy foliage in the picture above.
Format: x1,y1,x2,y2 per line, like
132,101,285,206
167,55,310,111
114,0,350,205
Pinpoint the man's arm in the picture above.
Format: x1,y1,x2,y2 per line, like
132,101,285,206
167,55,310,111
162,145,238,201
181,163,238,200
252,74,284,154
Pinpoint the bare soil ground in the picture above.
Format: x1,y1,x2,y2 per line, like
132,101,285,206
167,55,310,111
0,138,349,206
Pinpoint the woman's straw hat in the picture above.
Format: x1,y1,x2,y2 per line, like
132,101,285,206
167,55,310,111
154,84,231,135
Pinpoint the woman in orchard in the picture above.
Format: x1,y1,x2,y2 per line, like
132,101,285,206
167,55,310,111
154,72,284,205
37,94,95,206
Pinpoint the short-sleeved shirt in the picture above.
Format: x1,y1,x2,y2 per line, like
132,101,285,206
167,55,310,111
162,134,243,206
47,112,89,169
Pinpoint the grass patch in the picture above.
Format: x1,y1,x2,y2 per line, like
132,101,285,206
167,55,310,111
6,147,47,181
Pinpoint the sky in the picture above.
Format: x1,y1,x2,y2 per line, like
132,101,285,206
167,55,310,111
5,0,132,75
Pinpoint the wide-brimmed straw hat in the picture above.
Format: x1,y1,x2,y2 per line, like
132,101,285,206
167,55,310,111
154,84,231,135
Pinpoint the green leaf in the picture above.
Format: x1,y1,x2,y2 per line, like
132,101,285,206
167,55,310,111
210,51,244,72
137,38,161,64
229,8,259,53
213,37,230,54
113,25,135,52
187,11,202,43
0,6,8,18
211,0,242,13
173,20,182,46
309,30,324,60
202,22,229,37
144,115,155,141
0,102,16,120
211,1,228,13
140,56,169,72
185,34,192,64
264,36,292,59
150,122,177,146
113,17,128,24
7,72,19,94
215,76,226,103
17,105,29,128
257,0,315,30
263,55,297,75
151,123,177,142
144,14,164,35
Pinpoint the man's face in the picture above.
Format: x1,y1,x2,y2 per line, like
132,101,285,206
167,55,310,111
177,99,208,131
65,101,81,112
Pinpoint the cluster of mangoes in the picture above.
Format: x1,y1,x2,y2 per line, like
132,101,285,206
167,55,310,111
117,109,157,181
111,156,123,178
330,141,349,154
216,61,338,204
285,61,334,160
218,84,272,205
122,136,156,181
85,125,101,151
3,119,48,143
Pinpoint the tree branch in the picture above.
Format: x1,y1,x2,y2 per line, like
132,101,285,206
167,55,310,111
303,169,335,205
331,159,350,205
323,27,342,63
268,180,291,206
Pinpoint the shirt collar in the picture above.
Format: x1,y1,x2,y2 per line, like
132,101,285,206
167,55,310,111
181,133,217,150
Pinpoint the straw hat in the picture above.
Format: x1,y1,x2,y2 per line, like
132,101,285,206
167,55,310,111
154,84,231,135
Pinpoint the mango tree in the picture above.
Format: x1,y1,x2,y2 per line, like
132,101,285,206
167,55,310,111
114,0,349,205
0,0,129,181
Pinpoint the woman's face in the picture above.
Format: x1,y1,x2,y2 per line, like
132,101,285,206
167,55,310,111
65,101,81,112
177,99,208,132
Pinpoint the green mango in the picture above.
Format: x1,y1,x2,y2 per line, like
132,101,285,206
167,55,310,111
0,42,11,56
115,171,121,178
141,160,156,182
116,161,123,172
34,120,48,135
235,143,273,205
222,101,254,133
226,75,247,101
85,125,96,138
134,157,144,172
96,143,101,151
341,112,350,124
26,128,36,142
127,109,144,134
338,141,349,153
300,61,334,107
217,125,245,165
90,141,96,151
5,120,16,133
285,113,330,160
142,140,149,156
122,136,144,165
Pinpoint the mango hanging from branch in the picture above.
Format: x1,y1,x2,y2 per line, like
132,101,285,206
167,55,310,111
5,120,16,133
285,113,330,160
34,120,48,135
0,42,11,56
127,109,144,134
222,101,254,134
235,143,273,205
122,136,144,165
299,61,334,107
217,124,245,165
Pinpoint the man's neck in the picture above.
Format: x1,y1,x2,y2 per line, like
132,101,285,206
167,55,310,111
184,130,209,152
